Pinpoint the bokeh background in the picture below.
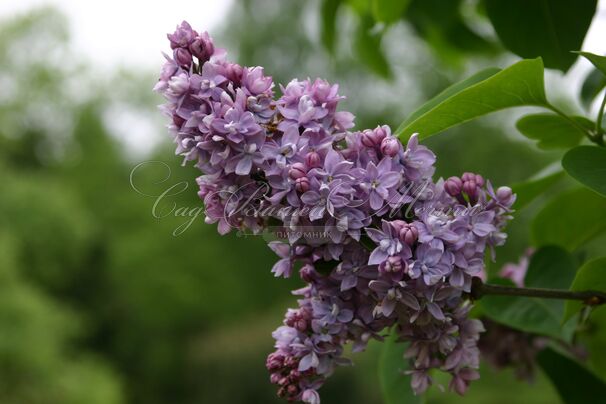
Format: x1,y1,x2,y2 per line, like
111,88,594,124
1,1,605,403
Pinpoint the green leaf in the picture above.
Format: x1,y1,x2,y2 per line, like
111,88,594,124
372,0,410,24
320,0,342,53
525,246,577,290
531,188,606,251
405,0,496,58
378,331,423,404
346,0,371,15
511,164,564,209
581,68,606,108
579,305,606,379
516,113,592,150
537,347,606,404
481,246,577,339
575,51,606,76
563,257,606,322
485,0,597,71
563,146,606,197
354,15,393,79
394,58,547,140
397,67,500,133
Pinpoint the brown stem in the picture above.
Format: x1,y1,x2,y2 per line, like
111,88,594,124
470,277,606,306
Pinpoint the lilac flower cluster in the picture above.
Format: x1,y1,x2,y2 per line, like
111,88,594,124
156,22,515,403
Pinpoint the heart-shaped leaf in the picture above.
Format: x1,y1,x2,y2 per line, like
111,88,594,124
562,146,606,197
516,113,592,150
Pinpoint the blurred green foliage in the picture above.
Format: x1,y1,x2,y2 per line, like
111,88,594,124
1,1,596,403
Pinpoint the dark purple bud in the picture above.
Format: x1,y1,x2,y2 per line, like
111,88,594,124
305,151,321,168
288,162,307,179
361,126,387,147
444,176,462,196
462,180,479,202
284,356,297,368
189,31,215,62
167,21,196,49
223,63,243,85
380,136,400,157
266,353,284,371
295,177,310,193
462,172,484,187
173,48,192,68
299,264,315,282
374,125,389,139
384,256,404,273
287,385,299,396
391,220,418,245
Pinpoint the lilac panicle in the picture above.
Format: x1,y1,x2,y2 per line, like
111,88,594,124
156,22,516,403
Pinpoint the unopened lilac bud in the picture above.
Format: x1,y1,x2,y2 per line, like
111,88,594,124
444,176,462,196
189,31,215,62
223,63,243,85
390,220,418,245
287,385,299,396
266,353,284,372
496,186,512,201
380,136,400,157
361,126,387,147
305,151,321,168
295,177,310,193
288,162,307,180
385,256,403,273
361,129,376,147
401,225,418,245
375,125,390,139
174,48,192,68
462,180,479,202
462,172,484,187
299,264,315,282
284,356,297,368
167,21,196,49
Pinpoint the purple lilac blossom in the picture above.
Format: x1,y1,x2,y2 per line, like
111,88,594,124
156,22,516,403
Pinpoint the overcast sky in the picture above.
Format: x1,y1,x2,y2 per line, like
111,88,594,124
0,0,234,69
1,0,604,70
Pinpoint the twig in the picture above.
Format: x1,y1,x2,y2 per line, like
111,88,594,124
470,277,606,306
